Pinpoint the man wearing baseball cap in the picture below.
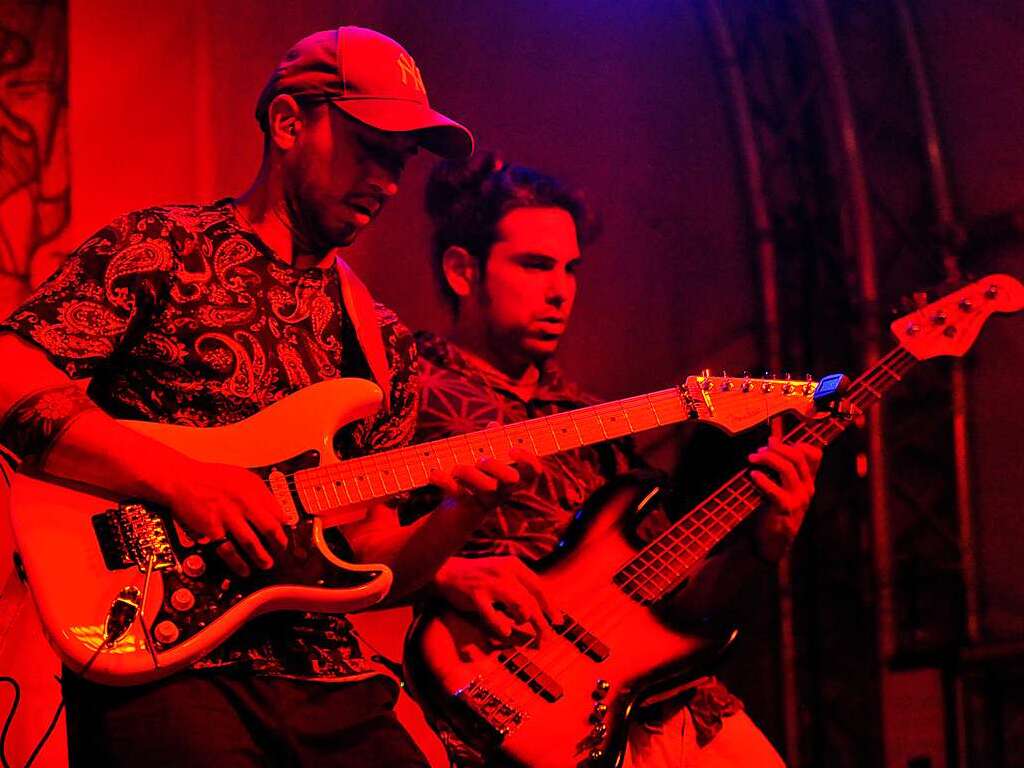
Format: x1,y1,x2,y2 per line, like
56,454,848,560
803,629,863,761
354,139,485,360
0,26,532,766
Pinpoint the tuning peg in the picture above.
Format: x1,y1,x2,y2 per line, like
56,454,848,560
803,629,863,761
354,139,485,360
802,374,815,396
701,368,713,391
782,373,794,394
912,291,929,308
985,283,1000,300
742,371,752,392
958,298,973,312
721,370,733,391
761,372,774,393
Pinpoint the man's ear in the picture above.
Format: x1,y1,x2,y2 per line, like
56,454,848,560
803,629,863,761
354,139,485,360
267,94,304,150
441,245,480,299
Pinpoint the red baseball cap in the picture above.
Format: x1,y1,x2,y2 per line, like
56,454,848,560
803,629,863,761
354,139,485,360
255,27,473,159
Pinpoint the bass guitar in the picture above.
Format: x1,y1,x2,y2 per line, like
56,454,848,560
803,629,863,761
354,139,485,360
404,274,1024,768
9,371,818,685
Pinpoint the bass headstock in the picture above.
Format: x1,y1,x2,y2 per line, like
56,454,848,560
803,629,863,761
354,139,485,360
681,371,820,434
892,274,1024,360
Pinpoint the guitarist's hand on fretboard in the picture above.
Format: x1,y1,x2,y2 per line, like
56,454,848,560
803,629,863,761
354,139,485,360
747,436,823,562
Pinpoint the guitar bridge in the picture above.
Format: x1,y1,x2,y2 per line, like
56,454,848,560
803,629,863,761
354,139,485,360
455,677,527,738
93,502,176,572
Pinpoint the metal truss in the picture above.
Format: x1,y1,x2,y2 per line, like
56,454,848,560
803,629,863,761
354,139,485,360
703,1,972,765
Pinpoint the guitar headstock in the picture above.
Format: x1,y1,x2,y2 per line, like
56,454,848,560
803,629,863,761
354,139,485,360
681,372,820,434
892,274,1024,360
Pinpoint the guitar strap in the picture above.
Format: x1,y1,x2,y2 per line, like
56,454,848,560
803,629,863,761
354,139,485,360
333,255,392,411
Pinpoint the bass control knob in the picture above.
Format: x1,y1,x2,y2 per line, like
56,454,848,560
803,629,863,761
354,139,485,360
154,620,180,645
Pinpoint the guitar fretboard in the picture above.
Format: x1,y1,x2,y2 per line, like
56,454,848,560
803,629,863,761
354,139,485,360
287,387,700,517
612,346,919,603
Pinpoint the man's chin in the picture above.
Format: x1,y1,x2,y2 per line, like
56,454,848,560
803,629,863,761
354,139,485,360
523,336,561,360
327,223,359,248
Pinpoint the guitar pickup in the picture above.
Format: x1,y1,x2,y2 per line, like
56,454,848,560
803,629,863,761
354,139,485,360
497,650,564,702
552,614,609,662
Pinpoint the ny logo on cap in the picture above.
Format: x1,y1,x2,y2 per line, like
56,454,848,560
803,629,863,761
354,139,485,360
397,53,426,95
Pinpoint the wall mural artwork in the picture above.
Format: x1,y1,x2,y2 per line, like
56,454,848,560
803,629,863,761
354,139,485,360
0,0,69,318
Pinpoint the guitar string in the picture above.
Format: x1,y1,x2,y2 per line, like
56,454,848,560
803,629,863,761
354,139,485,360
279,389,691,513
477,347,915,706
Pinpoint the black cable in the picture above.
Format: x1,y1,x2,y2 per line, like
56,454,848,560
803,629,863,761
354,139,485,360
0,675,66,768
0,676,21,768
22,678,63,768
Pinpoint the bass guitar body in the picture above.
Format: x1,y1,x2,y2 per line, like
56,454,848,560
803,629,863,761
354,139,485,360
405,479,735,768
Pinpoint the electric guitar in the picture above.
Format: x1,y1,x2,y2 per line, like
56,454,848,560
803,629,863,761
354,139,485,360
404,274,1024,768
8,370,819,686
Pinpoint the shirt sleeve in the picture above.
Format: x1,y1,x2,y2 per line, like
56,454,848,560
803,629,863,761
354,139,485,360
0,209,173,379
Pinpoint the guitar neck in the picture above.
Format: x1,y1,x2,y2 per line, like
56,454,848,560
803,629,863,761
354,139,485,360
291,385,709,516
613,345,919,603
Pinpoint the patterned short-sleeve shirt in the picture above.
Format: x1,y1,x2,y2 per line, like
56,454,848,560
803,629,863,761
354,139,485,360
412,331,634,561
0,199,419,681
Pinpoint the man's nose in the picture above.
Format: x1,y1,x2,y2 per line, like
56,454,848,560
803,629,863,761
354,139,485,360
369,177,399,198
546,275,570,306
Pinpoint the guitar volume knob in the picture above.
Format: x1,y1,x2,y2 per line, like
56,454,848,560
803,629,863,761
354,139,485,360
154,620,180,645
182,554,205,578
170,588,196,612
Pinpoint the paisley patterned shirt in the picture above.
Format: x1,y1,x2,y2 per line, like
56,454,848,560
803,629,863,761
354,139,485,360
0,199,419,681
410,333,742,758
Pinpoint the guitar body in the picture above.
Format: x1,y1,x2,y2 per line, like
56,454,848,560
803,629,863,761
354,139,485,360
8,378,394,686
405,479,735,768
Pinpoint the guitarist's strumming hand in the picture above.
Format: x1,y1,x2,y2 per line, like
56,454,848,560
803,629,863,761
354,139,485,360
747,436,823,562
432,554,561,646
161,460,290,578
